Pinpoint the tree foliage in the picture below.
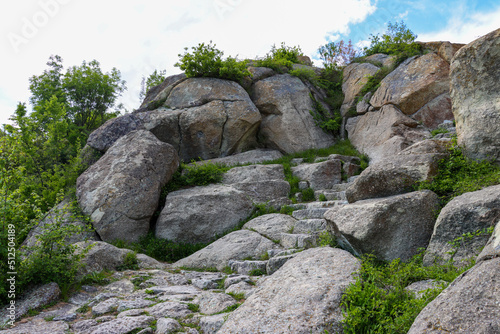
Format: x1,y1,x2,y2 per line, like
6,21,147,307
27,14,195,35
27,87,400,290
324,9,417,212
139,69,167,101
318,39,360,68
364,21,421,57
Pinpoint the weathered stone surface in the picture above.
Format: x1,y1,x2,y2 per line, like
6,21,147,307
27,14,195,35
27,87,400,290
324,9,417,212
86,315,155,334
412,93,454,129
243,213,297,242
87,113,145,152
477,220,500,262
326,190,440,261
144,302,192,319
266,254,296,275
347,104,430,163
156,184,253,244
423,185,500,266
408,257,500,333
247,66,275,82
104,279,134,295
135,108,182,151
173,230,278,271
156,317,181,334
345,152,447,202
199,314,226,334
450,28,500,164
291,159,342,190
0,283,60,324
225,281,255,299
405,279,447,298
252,74,334,153
21,198,98,254
222,164,290,204
341,62,379,116
196,292,237,315
191,149,282,167
75,241,159,277
77,130,179,242
1,318,69,334
370,53,450,115
91,297,120,316
139,73,187,110
417,41,466,63
364,53,396,68
219,247,361,333
224,275,253,289
229,260,267,275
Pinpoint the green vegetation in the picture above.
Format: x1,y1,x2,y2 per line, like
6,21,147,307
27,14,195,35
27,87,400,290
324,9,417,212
139,69,166,100
318,39,359,68
175,41,250,83
255,42,305,73
249,268,266,276
416,138,500,206
357,65,393,99
318,231,337,248
80,270,112,286
430,128,449,137
300,187,316,202
363,21,422,63
187,303,200,312
116,251,139,271
341,252,471,333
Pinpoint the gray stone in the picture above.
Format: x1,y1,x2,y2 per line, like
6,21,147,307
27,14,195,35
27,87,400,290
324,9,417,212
450,28,500,164
423,185,500,266
139,73,187,110
91,297,120,316
292,208,329,220
87,113,145,152
148,285,200,297
225,281,255,298
370,53,450,116
156,184,253,244
252,74,335,153
0,282,60,324
135,108,182,151
326,190,440,262
185,272,224,290
266,255,296,275
412,93,454,130
199,314,227,334
364,53,396,68
0,318,69,334
229,260,267,275
86,315,155,334
341,62,380,116
405,279,447,298
345,152,447,203
347,104,430,164
195,292,237,315
77,130,179,242
280,233,318,249
477,220,500,262
291,159,342,190
155,317,181,334
356,92,372,115
145,302,192,319
191,149,282,167
104,279,135,295
116,298,156,312
173,230,278,271
292,219,327,234
224,275,252,289
408,257,500,333
219,247,361,333
243,213,297,242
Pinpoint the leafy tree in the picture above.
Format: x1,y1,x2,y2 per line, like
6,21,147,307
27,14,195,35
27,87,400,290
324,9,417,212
318,39,360,68
364,21,421,57
139,69,167,101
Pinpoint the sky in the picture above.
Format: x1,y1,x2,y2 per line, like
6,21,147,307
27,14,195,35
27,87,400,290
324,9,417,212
1,0,499,126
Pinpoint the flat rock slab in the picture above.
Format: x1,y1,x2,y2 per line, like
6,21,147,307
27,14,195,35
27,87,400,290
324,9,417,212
1,318,69,334
326,190,440,262
243,213,297,242
192,149,282,167
408,257,500,333
173,230,279,271
218,247,361,334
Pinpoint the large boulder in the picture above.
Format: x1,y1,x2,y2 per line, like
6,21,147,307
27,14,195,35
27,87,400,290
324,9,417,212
76,130,179,242
408,257,500,333
412,93,454,130
87,113,145,152
450,28,500,164
423,184,500,266
345,146,448,202
325,190,440,262
252,74,335,153
191,148,283,167
347,104,430,163
370,53,450,116
291,159,342,190
243,214,298,242
218,247,361,333
173,230,278,271
222,164,290,204
155,184,254,244
341,62,380,116
477,220,500,262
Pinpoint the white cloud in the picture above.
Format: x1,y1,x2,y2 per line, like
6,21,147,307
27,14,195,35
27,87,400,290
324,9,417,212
0,0,377,125
418,5,500,43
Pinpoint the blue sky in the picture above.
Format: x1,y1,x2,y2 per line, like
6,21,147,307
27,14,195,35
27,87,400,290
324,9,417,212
0,0,499,126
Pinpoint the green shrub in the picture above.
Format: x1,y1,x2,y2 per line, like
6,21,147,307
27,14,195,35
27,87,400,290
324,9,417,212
309,94,342,135
117,252,139,271
358,66,393,98
175,41,250,83
364,21,421,58
318,231,337,248
301,187,316,202
416,138,500,205
289,67,320,85
318,39,359,68
341,252,471,333
255,42,304,72
319,193,327,202
430,128,449,137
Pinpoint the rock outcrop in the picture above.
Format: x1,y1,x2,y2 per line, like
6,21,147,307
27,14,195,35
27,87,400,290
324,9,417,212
76,130,179,242
450,28,500,164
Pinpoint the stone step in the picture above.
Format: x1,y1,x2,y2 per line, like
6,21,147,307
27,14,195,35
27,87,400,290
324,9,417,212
280,233,318,249
292,208,330,220
293,219,327,234
315,190,347,201
228,260,268,276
